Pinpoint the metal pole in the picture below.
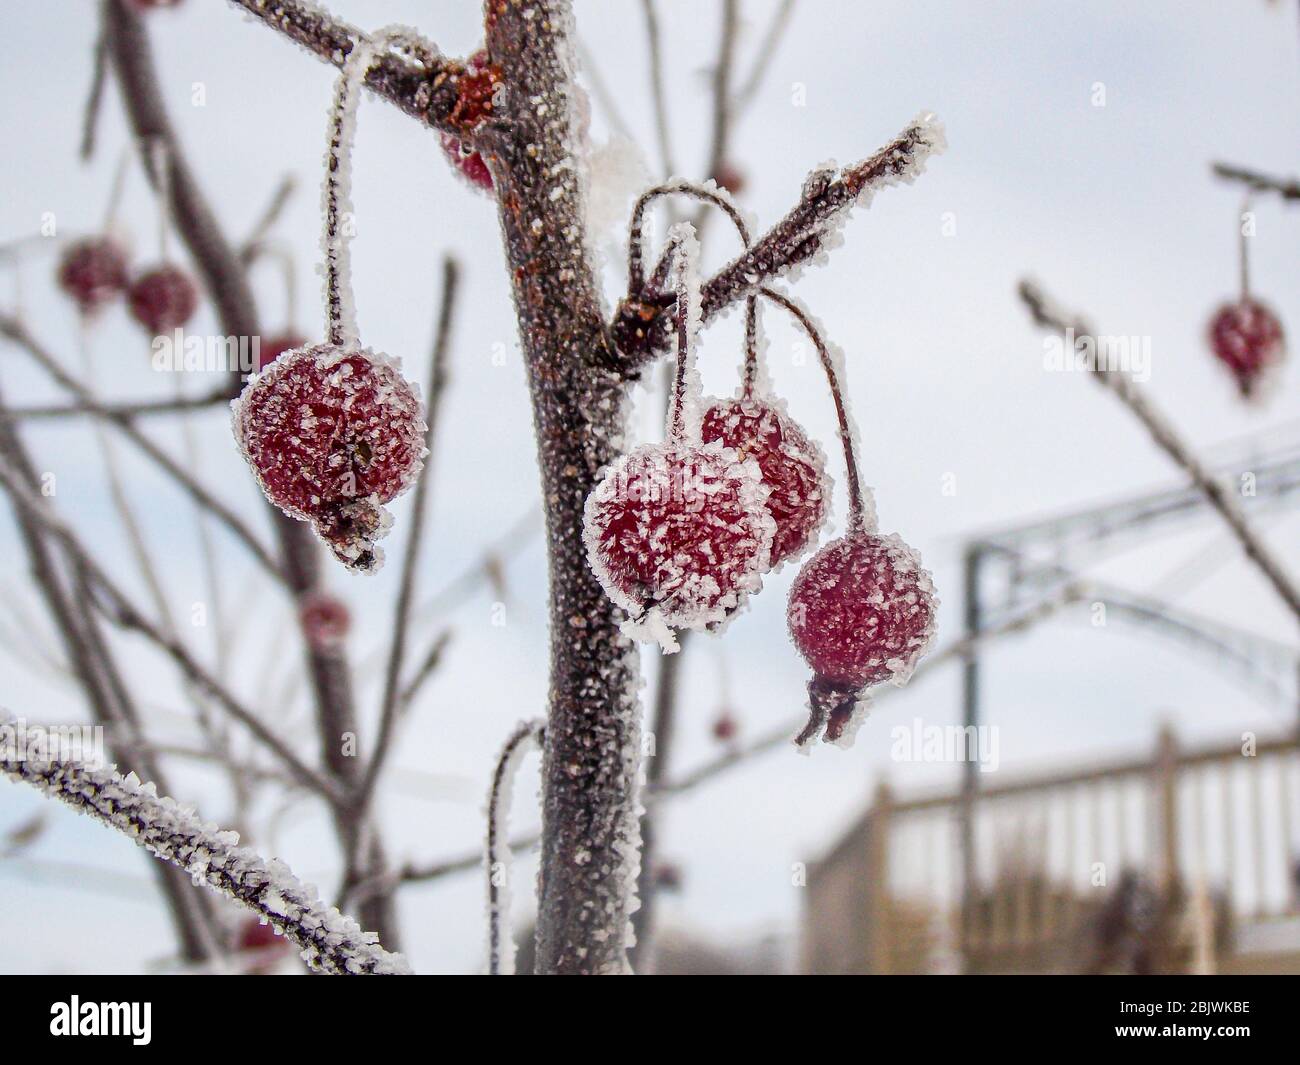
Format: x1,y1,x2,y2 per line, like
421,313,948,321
959,543,983,971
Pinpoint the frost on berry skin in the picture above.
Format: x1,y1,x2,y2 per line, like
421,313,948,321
233,343,426,573
128,264,199,335
1207,299,1285,399
701,397,828,569
788,531,937,748
583,440,774,650
256,333,307,373
57,237,129,316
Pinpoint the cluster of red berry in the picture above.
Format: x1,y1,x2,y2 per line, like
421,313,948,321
57,235,198,336
585,221,936,747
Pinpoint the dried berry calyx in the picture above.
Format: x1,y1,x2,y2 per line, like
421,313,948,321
57,236,130,316
128,264,198,335
1207,299,1284,399
584,224,774,651
233,344,425,572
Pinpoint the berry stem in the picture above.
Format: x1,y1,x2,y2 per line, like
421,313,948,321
759,287,874,533
101,147,131,233
1238,197,1252,302
665,224,702,444
149,136,171,261
321,28,410,348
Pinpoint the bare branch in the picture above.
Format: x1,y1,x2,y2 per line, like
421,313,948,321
1211,161,1300,201
358,257,459,812
0,749,408,974
80,20,109,161
226,0,470,135
612,113,946,368
1018,279,1300,621
397,628,453,711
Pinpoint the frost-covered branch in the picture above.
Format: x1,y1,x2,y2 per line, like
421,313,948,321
486,720,544,976
611,113,946,369
0,750,409,974
227,0,472,137
1018,280,1300,622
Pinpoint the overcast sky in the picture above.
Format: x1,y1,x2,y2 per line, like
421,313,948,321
1,0,1297,973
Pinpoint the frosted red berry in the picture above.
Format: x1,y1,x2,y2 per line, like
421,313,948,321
57,237,129,316
788,531,936,745
257,333,306,373
234,343,426,571
1207,299,1284,398
128,264,198,335
701,398,827,568
299,592,350,650
583,441,773,642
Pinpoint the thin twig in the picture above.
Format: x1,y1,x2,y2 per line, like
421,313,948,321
397,628,453,711
239,173,298,261
487,720,545,976
356,257,459,814
80,22,109,161
575,38,635,143
639,0,675,177
5,388,232,421
731,0,796,115
1018,279,1300,622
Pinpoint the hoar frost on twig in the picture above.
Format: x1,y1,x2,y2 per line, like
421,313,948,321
0,744,409,975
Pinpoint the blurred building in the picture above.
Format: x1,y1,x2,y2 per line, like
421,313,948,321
802,727,1300,974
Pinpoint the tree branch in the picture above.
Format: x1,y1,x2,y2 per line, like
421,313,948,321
1018,280,1300,622
0,748,408,974
227,0,471,135
1211,161,1300,202
611,112,946,369
487,719,544,976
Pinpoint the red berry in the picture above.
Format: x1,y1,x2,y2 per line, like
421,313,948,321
257,333,306,373
1207,299,1285,398
701,398,827,568
128,264,198,335
439,51,497,192
233,343,426,571
711,711,738,743
788,531,936,746
57,237,129,316
439,133,494,192
299,592,350,650
584,441,773,646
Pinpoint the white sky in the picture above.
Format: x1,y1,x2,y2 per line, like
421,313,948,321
0,0,1297,973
